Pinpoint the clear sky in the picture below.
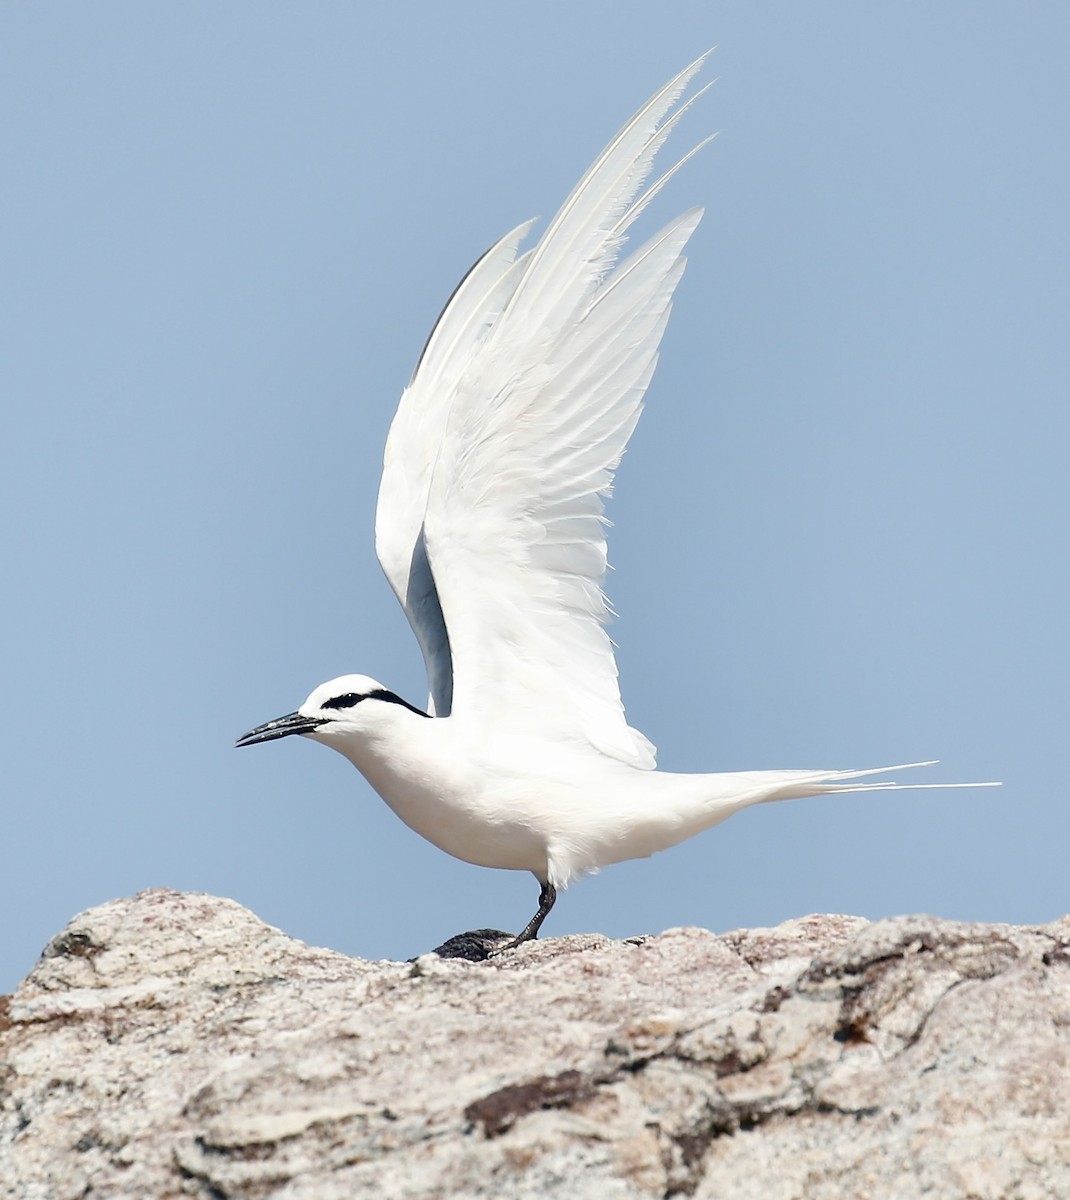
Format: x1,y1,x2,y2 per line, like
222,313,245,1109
2,4,1067,993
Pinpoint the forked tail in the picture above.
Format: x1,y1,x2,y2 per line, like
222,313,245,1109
744,760,1000,806
556,762,999,886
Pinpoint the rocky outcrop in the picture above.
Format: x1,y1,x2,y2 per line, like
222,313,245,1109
1,889,1067,1198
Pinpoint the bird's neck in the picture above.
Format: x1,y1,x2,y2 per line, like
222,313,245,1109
327,708,452,803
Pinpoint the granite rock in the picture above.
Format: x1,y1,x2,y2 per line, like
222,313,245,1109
1,889,1068,1198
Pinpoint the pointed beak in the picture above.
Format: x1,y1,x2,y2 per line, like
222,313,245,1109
235,711,327,748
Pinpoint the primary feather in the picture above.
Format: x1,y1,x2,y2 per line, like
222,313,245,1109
377,52,713,764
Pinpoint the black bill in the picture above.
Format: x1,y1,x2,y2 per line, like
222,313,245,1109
235,711,326,748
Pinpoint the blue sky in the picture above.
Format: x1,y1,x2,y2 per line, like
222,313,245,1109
2,4,1067,992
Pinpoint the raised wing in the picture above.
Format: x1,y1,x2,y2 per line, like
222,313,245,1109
375,220,535,715
419,56,713,766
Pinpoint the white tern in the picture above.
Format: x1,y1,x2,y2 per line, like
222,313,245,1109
237,55,995,952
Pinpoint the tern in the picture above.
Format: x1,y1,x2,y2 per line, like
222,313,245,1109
238,55,994,952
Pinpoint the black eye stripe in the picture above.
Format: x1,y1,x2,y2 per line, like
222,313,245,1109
371,689,431,717
320,689,430,718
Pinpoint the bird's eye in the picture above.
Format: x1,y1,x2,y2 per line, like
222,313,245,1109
321,693,363,710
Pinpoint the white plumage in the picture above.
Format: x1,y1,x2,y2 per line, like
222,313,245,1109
238,55,995,951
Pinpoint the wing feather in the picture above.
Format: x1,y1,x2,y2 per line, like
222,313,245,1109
375,221,535,714
411,61,712,765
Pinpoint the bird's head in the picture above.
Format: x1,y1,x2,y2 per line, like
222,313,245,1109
235,674,429,749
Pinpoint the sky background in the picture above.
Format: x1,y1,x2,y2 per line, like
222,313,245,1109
2,4,1067,993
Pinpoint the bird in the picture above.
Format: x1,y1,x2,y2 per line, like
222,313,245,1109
237,54,995,953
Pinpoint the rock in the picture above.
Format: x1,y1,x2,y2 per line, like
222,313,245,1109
1,889,1068,1199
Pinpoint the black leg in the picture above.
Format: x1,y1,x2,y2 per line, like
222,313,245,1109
495,880,557,953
